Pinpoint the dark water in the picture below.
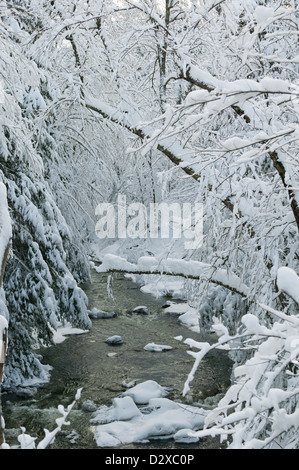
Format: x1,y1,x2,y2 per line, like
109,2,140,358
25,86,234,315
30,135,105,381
2,271,232,449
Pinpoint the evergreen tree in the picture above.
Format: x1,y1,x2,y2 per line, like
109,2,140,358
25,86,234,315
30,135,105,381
0,0,91,388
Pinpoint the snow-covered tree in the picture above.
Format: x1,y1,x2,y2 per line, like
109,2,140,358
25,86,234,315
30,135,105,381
0,1,91,388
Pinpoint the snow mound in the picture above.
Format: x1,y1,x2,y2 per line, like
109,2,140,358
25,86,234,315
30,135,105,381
91,396,141,424
164,302,200,331
130,306,149,315
52,324,89,344
140,279,185,299
91,392,207,447
120,380,169,404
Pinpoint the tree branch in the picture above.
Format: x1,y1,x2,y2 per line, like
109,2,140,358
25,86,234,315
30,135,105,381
94,255,250,298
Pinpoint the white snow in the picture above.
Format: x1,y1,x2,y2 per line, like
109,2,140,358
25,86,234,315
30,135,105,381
277,267,299,305
0,182,11,366
221,136,251,151
131,305,149,314
96,254,250,298
140,278,185,299
105,335,123,345
163,302,200,332
120,380,169,405
174,335,183,342
90,381,207,447
51,324,89,344
254,6,275,27
91,396,142,424
88,308,116,319
144,342,173,352
107,352,117,357
173,428,199,444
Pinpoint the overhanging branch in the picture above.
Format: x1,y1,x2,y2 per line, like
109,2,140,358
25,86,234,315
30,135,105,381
94,255,250,298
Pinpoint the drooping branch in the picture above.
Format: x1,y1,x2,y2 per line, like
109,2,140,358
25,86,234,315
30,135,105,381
85,97,201,182
94,254,250,298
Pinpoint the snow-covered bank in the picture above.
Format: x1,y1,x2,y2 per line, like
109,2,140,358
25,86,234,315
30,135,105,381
51,323,90,345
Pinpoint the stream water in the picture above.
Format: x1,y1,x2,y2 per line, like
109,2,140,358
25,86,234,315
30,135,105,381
2,270,232,449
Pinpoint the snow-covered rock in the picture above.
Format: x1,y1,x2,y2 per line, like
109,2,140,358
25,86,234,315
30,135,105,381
129,305,149,315
91,391,207,447
82,400,97,412
105,335,123,345
91,396,142,424
120,380,169,404
144,342,173,352
122,380,137,389
88,308,116,319
164,302,200,331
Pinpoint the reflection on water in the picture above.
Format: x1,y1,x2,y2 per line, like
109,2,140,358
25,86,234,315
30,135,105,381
2,271,232,449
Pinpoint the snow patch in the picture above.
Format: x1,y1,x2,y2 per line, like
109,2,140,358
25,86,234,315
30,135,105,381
120,380,169,405
51,324,89,344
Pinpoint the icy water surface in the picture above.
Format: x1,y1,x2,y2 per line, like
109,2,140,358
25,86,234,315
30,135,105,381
2,271,232,449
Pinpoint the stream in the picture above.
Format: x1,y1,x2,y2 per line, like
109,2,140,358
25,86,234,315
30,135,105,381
2,270,232,449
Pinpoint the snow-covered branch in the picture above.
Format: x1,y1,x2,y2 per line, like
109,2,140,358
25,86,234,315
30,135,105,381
94,254,250,298
180,298,299,449
1,388,83,449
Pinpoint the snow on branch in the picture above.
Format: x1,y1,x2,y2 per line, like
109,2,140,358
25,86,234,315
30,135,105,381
85,95,200,182
277,267,299,305
95,254,250,298
0,388,84,449
180,304,299,448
